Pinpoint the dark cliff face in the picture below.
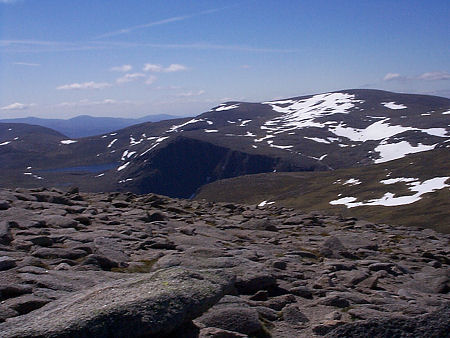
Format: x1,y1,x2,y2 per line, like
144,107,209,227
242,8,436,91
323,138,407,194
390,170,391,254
119,136,325,198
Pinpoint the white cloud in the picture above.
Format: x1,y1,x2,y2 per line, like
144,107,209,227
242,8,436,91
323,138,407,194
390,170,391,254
383,73,402,81
13,62,40,66
418,72,450,81
110,64,132,72
116,72,146,84
176,90,205,97
145,75,157,85
143,63,163,72
56,81,112,90
143,63,188,73
165,64,188,72
1,102,35,110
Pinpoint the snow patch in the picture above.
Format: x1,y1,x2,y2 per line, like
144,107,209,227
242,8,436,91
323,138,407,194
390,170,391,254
381,102,407,110
304,137,330,144
0,141,11,146
343,178,361,186
215,104,239,111
258,200,275,207
107,139,117,148
117,162,130,171
374,141,436,163
204,129,218,133
60,140,78,145
330,177,450,208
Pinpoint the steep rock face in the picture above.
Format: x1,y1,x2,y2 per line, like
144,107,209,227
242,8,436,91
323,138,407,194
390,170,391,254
118,136,324,198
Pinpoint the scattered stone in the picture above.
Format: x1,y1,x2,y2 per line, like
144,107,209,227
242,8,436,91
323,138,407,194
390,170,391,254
282,304,310,325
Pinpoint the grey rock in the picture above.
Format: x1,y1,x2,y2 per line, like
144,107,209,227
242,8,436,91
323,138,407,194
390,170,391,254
0,267,235,338
198,307,262,336
0,200,11,210
0,304,18,322
235,272,277,294
289,286,313,299
0,221,13,245
0,256,17,271
0,284,33,300
326,303,450,337
44,215,80,229
282,304,309,325
5,294,50,315
199,327,248,338
32,247,87,260
319,295,351,308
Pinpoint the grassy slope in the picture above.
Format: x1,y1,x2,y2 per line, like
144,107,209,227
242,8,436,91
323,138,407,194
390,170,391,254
195,148,450,233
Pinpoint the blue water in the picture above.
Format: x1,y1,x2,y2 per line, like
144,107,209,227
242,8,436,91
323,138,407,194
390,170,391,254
40,163,118,173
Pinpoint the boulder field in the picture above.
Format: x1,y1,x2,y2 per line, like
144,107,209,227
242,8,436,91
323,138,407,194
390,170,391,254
0,187,448,337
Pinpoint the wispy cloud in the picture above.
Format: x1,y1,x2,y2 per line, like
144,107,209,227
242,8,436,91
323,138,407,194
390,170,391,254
384,71,450,82
116,72,146,84
93,7,229,39
13,62,40,66
176,90,205,97
110,64,132,72
1,39,299,54
0,0,23,4
143,63,188,73
56,81,112,90
383,73,403,81
57,99,124,107
1,102,35,110
417,71,450,81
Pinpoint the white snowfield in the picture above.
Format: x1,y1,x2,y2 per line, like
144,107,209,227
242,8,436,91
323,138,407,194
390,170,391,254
60,140,77,144
330,176,450,208
381,102,407,110
374,142,436,164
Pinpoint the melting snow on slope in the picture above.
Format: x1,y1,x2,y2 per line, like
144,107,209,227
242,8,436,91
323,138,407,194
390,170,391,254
263,93,364,133
382,102,407,110
380,177,418,184
330,177,450,208
168,118,204,133
374,141,436,163
258,200,275,207
304,137,331,144
330,118,447,142
214,104,239,111
60,140,78,144
107,139,117,148
343,178,361,185
0,141,11,146
117,162,130,171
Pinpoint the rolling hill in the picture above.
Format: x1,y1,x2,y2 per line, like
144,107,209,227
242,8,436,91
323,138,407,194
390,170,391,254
0,89,449,200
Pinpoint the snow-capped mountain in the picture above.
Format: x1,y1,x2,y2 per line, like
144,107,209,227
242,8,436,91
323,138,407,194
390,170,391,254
1,89,449,197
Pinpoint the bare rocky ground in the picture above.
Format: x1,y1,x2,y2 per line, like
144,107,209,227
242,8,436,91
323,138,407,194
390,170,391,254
0,187,449,337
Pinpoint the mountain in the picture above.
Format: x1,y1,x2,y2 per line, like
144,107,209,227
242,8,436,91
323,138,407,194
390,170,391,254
0,89,449,199
195,148,450,233
0,114,178,138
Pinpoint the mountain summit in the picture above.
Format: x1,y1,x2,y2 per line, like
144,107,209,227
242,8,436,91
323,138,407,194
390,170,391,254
0,89,449,198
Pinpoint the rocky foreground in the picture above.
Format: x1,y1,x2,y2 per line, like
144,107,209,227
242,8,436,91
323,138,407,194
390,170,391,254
0,187,449,337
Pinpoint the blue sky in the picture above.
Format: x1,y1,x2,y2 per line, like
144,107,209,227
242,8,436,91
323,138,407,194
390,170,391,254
1,0,449,118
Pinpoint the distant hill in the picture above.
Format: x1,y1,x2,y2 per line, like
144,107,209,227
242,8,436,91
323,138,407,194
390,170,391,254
0,114,179,138
0,89,449,201
195,148,450,233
